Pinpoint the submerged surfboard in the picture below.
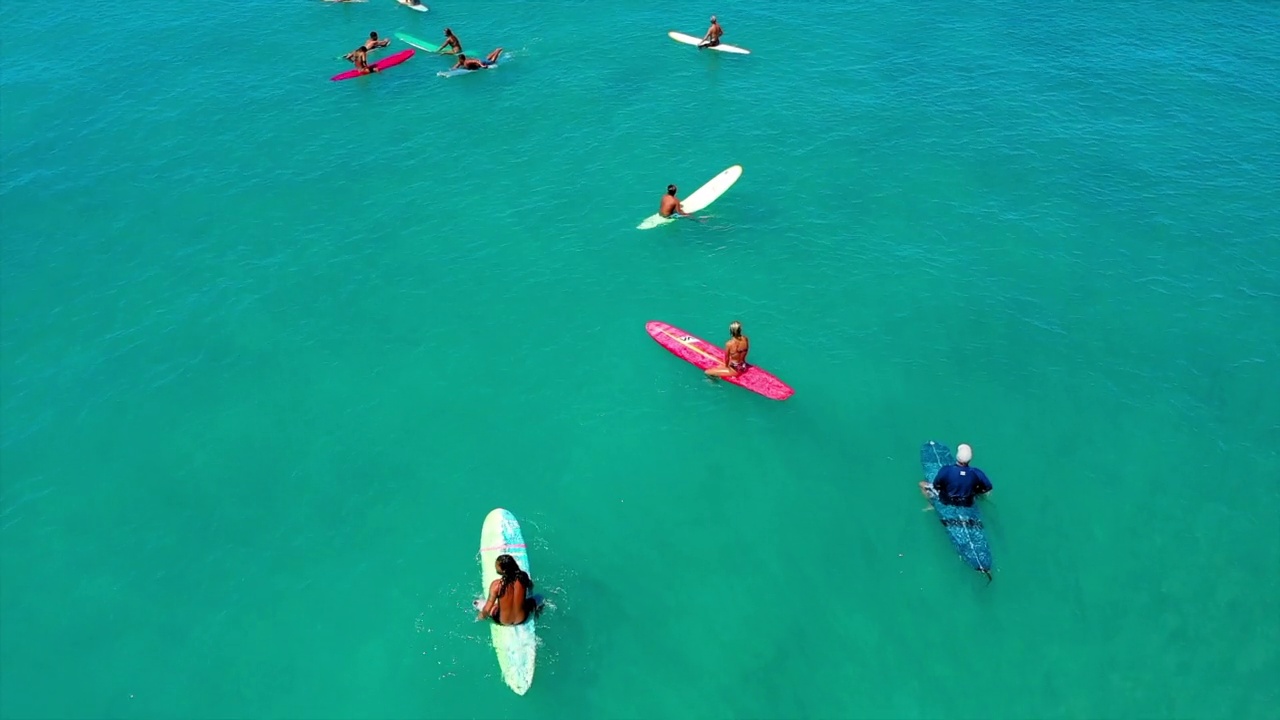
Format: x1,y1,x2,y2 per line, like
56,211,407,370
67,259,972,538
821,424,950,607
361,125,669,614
479,508,537,695
330,48,414,81
919,441,993,582
668,31,751,55
646,321,794,401
637,164,742,230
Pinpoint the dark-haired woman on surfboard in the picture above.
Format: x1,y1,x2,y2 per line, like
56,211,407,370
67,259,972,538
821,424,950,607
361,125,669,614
474,554,544,626
706,320,749,378
438,28,463,54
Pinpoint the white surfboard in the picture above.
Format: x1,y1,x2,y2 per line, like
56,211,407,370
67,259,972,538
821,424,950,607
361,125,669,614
395,0,428,11
637,164,743,230
478,508,537,695
668,31,750,55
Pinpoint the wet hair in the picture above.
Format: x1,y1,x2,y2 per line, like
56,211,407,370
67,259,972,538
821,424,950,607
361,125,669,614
667,184,677,194
495,554,533,598
729,321,743,337
370,32,378,40
458,53,468,60
444,28,453,35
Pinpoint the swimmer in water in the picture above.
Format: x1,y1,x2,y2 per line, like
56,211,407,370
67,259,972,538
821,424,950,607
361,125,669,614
344,31,390,63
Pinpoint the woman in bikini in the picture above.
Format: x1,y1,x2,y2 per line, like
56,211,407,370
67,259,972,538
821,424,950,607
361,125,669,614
474,554,543,626
706,320,749,378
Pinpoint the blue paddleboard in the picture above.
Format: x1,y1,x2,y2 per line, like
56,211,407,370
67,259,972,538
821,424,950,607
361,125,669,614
920,441,993,582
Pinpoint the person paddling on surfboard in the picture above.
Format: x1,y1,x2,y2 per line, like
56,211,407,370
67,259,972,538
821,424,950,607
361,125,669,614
344,31,390,63
452,48,504,70
706,321,750,378
698,15,724,49
474,554,544,626
659,184,692,219
438,28,463,54
919,443,993,505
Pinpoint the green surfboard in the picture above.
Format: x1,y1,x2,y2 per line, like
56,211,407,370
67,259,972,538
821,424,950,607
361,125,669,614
394,33,464,55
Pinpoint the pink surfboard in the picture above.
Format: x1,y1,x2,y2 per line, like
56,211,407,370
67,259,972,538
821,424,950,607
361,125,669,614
331,48,415,81
646,321,794,401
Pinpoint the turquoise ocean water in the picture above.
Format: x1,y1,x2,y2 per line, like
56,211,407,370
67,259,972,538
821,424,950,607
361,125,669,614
2,0,1278,717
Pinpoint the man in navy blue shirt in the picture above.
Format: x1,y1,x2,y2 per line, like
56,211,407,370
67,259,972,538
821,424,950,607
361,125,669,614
919,443,993,506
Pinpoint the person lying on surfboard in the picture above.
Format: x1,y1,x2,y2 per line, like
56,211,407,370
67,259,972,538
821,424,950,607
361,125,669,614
344,32,390,63
919,444,994,505
452,48,504,70
698,15,724,48
474,554,544,626
659,184,691,219
438,28,463,54
706,321,750,378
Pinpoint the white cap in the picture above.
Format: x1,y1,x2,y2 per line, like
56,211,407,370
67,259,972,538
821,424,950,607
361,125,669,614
956,444,973,464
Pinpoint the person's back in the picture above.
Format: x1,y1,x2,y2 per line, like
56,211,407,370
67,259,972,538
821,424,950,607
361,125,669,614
930,443,992,506
496,573,529,625
476,554,544,626
725,335,748,368
706,320,749,378
660,184,686,217
703,15,724,47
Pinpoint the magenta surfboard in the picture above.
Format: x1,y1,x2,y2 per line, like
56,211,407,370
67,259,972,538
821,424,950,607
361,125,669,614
646,321,794,401
331,48,415,81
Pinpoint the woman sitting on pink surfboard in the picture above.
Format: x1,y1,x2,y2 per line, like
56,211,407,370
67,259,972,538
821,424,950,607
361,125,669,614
706,321,749,378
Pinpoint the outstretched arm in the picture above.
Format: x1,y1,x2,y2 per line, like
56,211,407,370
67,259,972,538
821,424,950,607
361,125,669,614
475,581,499,621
